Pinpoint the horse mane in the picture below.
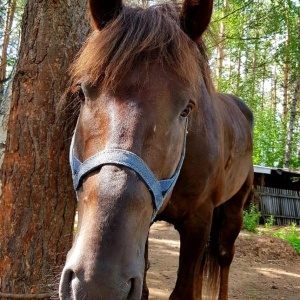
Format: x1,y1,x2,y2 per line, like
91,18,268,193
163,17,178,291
70,3,215,96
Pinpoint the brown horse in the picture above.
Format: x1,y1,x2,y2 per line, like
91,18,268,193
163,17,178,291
59,0,253,299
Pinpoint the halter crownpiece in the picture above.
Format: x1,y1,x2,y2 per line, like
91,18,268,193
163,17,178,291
69,119,188,220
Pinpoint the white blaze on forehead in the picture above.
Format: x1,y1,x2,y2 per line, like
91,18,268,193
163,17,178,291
153,125,156,132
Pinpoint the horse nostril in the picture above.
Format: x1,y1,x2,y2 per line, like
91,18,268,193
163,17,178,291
59,269,74,300
123,279,133,300
60,269,86,300
128,278,134,292
126,278,142,300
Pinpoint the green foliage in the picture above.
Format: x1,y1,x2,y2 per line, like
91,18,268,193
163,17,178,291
274,222,300,254
253,109,287,168
264,215,275,229
243,203,261,232
208,0,300,171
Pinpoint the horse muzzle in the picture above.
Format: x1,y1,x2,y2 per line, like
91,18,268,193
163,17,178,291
59,265,143,300
59,166,149,300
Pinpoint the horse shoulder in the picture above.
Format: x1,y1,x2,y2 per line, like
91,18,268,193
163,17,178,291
211,93,253,201
218,93,254,131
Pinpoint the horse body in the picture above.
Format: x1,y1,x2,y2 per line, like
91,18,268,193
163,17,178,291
163,92,253,219
59,1,253,299
158,91,253,299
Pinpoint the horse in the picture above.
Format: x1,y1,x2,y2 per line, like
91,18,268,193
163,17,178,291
59,0,253,299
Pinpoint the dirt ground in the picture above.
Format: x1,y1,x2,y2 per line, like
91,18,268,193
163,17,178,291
147,222,300,300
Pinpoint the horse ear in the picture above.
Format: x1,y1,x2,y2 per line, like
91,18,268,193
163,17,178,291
88,0,123,30
180,0,213,42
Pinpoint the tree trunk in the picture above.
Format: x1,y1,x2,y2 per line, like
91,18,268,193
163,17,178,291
283,15,300,169
282,7,291,122
236,47,242,95
283,61,289,120
0,0,17,94
0,0,20,179
272,65,277,113
284,79,300,169
250,33,258,102
0,0,89,299
0,71,13,193
261,60,266,107
216,20,225,88
216,0,227,90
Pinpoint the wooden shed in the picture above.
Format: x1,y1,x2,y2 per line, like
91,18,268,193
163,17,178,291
253,165,300,225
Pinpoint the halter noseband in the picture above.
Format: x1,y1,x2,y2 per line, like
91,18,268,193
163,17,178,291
70,120,188,220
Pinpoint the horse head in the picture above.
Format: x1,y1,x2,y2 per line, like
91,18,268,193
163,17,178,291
59,1,213,299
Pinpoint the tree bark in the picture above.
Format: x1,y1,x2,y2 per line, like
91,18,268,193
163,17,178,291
0,0,89,298
272,65,277,113
284,79,300,168
283,61,289,120
0,0,17,94
235,46,242,95
216,0,227,90
0,71,13,194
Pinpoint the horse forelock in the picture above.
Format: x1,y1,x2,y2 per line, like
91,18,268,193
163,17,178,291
70,3,214,97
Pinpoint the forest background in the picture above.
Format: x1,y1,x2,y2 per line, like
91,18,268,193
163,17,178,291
0,0,299,171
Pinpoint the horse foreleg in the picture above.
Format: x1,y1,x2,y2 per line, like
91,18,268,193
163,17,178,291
218,175,253,300
218,246,234,300
142,236,150,300
170,204,213,300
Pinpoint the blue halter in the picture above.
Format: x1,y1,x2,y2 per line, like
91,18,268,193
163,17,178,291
70,120,188,220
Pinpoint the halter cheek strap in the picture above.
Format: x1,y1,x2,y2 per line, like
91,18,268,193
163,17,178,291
70,120,188,220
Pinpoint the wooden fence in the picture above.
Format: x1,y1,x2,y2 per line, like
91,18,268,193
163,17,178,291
256,186,300,225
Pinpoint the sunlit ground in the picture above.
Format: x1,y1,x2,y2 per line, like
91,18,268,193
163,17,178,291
147,222,300,300
72,216,300,299
256,267,300,279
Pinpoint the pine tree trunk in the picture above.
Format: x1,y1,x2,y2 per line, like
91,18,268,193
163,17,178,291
261,61,266,107
216,0,227,90
283,61,289,120
0,72,13,190
216,23,225,90
282,10,290,122
0,1,18,177
250,33,258,102
284,79,300,168
0,0,17,94
272,65,277,113
283,16,300,168
236,47,242,95
0,1,89,299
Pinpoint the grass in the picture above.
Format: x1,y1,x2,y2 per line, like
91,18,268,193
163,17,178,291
243,203,300,254
272,222,300,254
258,222,300,255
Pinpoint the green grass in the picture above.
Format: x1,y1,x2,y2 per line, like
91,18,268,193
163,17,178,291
242,204,300,254
273,222,300,254
258,221,300,255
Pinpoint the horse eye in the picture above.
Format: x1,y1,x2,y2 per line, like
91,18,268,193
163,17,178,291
75,85,85,102
180,104,193,118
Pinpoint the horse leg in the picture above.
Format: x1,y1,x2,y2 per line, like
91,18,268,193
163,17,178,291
170,203,213,300
142,237,150,300
217,174,253,300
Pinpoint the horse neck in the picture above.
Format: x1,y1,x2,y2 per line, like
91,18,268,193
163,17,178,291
184,90,222,177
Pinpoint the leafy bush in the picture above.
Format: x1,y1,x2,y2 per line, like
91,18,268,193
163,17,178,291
264,215,275,229
243,203,261,232
274,222,300,254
